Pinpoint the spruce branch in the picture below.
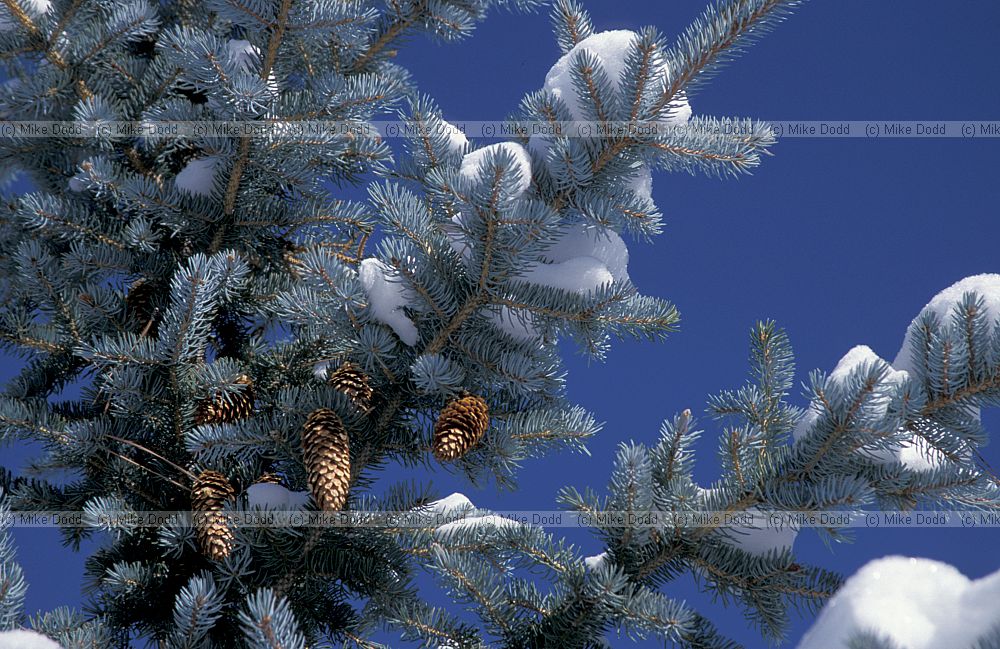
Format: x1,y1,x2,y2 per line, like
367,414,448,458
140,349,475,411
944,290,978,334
219,0,294,226
657,0,805,113
350,0,427,73
551,0,594,54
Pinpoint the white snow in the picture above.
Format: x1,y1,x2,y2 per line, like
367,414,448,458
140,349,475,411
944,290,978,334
226,39,278,95
245,483,310,510
696,488,797,556
415,494,483,530
520,256,614,295
434,514,522,538
530,30,692,162
722,506,798,556
446,214,474,266
175,156,220,196
202,40,278,112
516,223,630,295
459,142,533,198
792,345,906,446
445,206,630,301
421,493,475,518
440,120,468,156
829,345,907,387
798,556,1000,649
793,344,953,471
359,258,419,346
544,30,691,125
541,224,629,283
629,163,653,200
894,437,952,472
584,552,608,571
0,0,50,31
312,361,331,380
892,275,1000,435
0,630,63,649
483,306,541,342
796,275,1000,470
893,274,1000,373
226,40,259,71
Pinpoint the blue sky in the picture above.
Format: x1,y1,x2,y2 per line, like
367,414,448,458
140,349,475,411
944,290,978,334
4,0,1000,646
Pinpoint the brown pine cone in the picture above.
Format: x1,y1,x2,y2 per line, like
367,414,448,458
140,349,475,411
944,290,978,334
194,375,255,425
433,393,489,461
326,362,374,411
301,408,351,511
125,278,161,336
191,470,235,561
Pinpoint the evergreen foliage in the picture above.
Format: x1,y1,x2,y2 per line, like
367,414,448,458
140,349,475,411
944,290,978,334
406,318,1000,646
0,491,28,632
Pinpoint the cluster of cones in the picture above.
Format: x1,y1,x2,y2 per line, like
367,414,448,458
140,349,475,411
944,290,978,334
189,364,490,560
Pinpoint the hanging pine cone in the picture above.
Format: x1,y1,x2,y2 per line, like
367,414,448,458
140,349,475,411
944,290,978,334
301,408,351,511
191,470,235,561
125,278,161,336
195,375,255,425
433,393,489,461
326,362,373,411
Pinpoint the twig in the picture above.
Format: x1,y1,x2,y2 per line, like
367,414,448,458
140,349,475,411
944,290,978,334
105,434,198,482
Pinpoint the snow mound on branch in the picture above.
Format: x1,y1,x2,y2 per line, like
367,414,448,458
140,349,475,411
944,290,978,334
0,0,50,31
629,163,653,200
793,345,950,471
175,157,220,196
542,30,692,125
440,120,469,155
435,514,522,538
531,30,690,180
201,40,278,113
445,200,630,300
893,274,1000,374
697,488,798,556
312,361,330,381
446,214,473,266
359,258,419,346
520,256,612,295
226,39,279,95
460,142,533,198
226,40,259,71
791,346,907,444
245,483,310,510
542,224,629,283
724,506,797,556
892,274,1000,433
0,630,63,649
421,493,475,517
798,556,1000,649
517,224,630,295
584,552,608,571
484,306,541,342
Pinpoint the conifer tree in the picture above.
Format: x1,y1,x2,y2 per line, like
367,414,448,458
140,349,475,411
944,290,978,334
405,300,1000,647
2,0,994,647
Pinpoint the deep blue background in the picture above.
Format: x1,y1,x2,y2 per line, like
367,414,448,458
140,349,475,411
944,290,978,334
3,0,1000,646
